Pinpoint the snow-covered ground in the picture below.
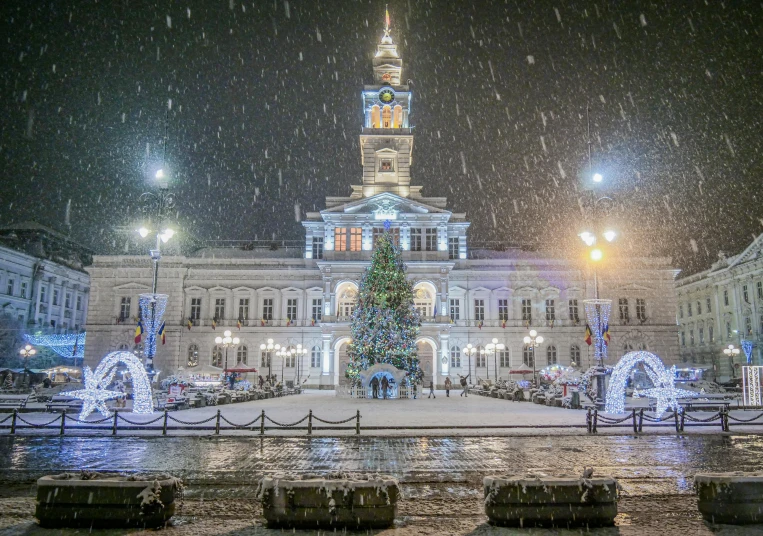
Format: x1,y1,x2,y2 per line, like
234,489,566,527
3,389,759,436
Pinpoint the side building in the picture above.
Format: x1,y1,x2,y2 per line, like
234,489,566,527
84,20,680,386
676,233,763,379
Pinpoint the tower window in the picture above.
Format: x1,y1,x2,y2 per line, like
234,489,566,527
381,106,392,128
379,159,394,172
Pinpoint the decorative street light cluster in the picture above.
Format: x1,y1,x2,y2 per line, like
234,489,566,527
260,339,280,379
19,344,37,360
482,338,505,380
523,330,544,385
215,330,240,386
462,343,477,380
277,344,308,382
724,344,741,378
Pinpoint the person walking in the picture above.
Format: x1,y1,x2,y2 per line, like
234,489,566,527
459,374,470,397
371,376,380,399
444,376,452,397
381,376,389,399
428,379,436,398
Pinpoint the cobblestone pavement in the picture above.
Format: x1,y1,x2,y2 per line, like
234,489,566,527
2,434,763,534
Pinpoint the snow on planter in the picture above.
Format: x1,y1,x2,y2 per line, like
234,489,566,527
35,472,183,528
695,472,763,524
484,473,618,527
257,472,399,529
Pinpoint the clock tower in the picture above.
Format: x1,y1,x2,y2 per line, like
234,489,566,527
358,9,414,198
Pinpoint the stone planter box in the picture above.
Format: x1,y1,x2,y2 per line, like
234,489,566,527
484,474,618,528
36,473,182,528
695,472,763,524
257,473,399,529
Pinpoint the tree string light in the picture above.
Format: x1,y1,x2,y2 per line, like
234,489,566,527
24,332,85,359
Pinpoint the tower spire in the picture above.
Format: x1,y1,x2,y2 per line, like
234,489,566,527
382,4,393,44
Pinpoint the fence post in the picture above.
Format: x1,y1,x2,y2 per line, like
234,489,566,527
162,410,169,436
307,410,312,436
674,409,680,433
632,409,637,433
638,409,644,433
112,411,118,435
592,409,598,433
721,408,729,432
260,410,265,436
586,408,592,433
215,409,221,435
10,409,17,435
356,410,360,435
680,408,685,432
59,410,66,436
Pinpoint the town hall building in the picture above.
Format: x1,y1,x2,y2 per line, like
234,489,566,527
83,21,680,387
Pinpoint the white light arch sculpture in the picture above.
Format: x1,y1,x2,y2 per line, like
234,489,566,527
605,350,696,416
68,351,154,419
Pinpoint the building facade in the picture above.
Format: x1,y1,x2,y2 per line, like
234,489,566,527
84,24,680,386
0,223,91,336
676,234,763,380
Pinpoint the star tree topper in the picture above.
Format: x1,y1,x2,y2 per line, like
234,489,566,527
66,367,121,420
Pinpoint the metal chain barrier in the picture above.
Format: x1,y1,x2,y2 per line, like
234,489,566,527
683,412,723,423
265,414,310,427
312,414,359,425
64,414,114,425
219,414,262,428
15,414,63,428
596,414,633,424
167,414,218,426
0,414,13,424
117,414,165,426
726,412,763,423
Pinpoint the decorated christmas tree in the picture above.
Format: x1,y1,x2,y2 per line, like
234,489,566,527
345,227,422,385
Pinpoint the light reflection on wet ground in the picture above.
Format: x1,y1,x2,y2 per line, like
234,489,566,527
1,434,762,496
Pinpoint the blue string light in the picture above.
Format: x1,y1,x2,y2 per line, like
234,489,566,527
24,332,86,359
139,293,168,367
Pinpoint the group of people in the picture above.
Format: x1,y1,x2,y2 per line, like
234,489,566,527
369,374,471,399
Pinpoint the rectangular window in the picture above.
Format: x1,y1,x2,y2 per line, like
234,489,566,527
724,290,729,306
214,298,225,320
697,301,702,315
284,353,296,367
286,298,298,321
497,299,508,321
568,299,579,322
373,227,399,247
425,228,438,251
449,299,460,321
758,281,763,300
65,293,71,309
238,298,250,321
6,279,14,296
522,299,532,322
690,329,695,346
119,297,131,321
261,351,271,367
76,295,82,311
448,237,459,259
699,327,705,345
709,326,714,343
745,317,753,336
636,299,646,322
499,350,510,368
311,299,323,322
474,299,485,322
619,298,630,322
40,285,47,304
681,332,686,346
311,347,321,368
726,321,732,339
476,353,486,368
679,304,683,319
743,285,749,303
706,297,712,313
687,302,693,317
53,289,59,306
190,298,202,320
410,228,422,251
312,237,324,259
20,282,27,299
379,158,394,171
334,227,362,251
262,299,273,321
545,299,555,321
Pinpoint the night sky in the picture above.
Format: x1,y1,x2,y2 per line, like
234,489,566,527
1,1,761,274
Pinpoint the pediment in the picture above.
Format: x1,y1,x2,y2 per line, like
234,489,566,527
113,282,151,291
282,286,302,293
540,286,561,294
616,283,653,292
470,286,491,293
493,286,512,293
232,286,255,292
208,286,229,293
321,193,450,217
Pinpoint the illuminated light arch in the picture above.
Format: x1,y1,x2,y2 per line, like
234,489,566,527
605,350,695,416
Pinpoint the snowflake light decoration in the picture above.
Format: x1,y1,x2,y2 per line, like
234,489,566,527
66,367,121,420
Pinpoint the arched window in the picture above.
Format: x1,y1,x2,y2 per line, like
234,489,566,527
638,342,648,351
117,343,129,351
623,343,634,356
570,345,581,366
413,287,434,318
476,346,486,368
236,345,248,364
381,105,392,128
523,345,534,368
187,344,199,367
261,350,271,367
212,345,223,368
499,349,510,368
284,347,296,368
337,285,358,319
450,345,461,368
546,345,557,365
311,346,322,368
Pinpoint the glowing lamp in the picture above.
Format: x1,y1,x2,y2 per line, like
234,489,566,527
603,230,616,242
593,173,603,183
137,227,150,238
590,248,603,261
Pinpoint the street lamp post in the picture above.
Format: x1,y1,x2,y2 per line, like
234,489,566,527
19,344,37,386
523,330,544,386
214,330,240,389
724,344,741,380
276,344,308,383
259,339,280,381
462,344,477,383
484,338,506,381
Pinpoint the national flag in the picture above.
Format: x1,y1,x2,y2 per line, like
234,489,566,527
211,318,217,330
134,321,144,344
237,319,242,330
260,317,266,327
602,323,611,346
501,320,506,329
187,318,193,330
433,303,437,318
158,321,166,345
286,317,292,327
584,324,593,346
116,316,122,325
478,320,483,330
311,317,316,327
385,6,390,30
450,316,455,325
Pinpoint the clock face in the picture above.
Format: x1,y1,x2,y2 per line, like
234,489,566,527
378,88,395,104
